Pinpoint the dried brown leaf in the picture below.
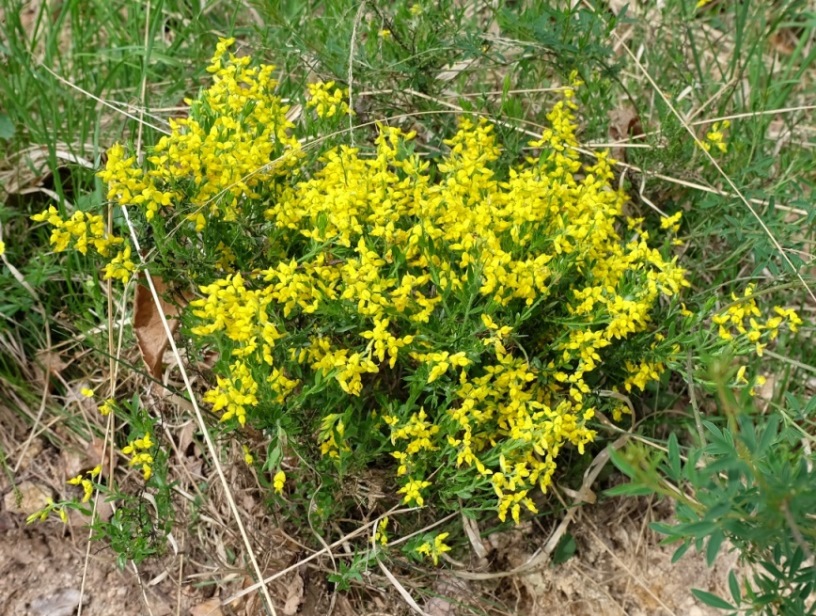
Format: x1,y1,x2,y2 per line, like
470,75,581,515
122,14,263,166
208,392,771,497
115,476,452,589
35,349,67,378
14,437,44,472
134,275,185,380
190,597,223,616
86,437,108,472
608,104,644,163
425,575,470,616
282,571,304,615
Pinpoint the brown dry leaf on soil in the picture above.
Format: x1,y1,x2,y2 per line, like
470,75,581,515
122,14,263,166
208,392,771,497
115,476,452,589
134,274,186,380
190,597,223,616
282,571,305,615
608,104,644,163
34,349,67,383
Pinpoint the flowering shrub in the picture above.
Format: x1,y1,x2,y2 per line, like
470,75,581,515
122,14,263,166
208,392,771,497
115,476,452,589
28,40,802,536
115,40,697,524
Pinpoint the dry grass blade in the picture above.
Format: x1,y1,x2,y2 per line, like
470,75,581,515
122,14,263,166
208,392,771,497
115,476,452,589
377,559,430,616
347,1,366,148
223,506,414,606
37,64,170,135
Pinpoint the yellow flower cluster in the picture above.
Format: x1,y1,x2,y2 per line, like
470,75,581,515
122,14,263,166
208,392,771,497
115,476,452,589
98,46,695,523
273,470,286,494
712,284,801,356
415,532,452,565
373,516,389,546
68,465,102,503
306,81,352,118
98,38,301,231
711,284,801,397
26,498,68,524
318,413,350,458
122,432,154,480
99,398,116,416
703,120,730,154
201,360,259,427
30,206,135,283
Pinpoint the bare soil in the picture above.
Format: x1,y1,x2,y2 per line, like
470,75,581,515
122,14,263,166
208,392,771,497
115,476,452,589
1,476,739,616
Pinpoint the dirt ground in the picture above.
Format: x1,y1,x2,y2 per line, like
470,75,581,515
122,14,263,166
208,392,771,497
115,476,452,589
1,468,739,616
0,514,189,615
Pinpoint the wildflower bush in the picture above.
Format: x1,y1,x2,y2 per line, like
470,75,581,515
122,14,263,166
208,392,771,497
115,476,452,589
147,40,693,521
27,38,803,568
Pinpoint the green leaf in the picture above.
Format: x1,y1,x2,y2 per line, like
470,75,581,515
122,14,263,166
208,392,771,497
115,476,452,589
761,561,784,579
0,114,13,140
679,520,719,538
788,547,805,575
691,588,735,610
667,432,681,480
551,533,577,566
264,445,282,472
651,521,678,536
603,483,654,497
728,570,742,605
757,415,780,455
672,541,691,563
608,446,638,479
706,530,724,566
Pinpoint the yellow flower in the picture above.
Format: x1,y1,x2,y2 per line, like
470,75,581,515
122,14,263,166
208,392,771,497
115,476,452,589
122,432,154,481
273,470,286,494
660,211,682,233
378,29,392,39
703,120,730,154
80,387,94,398
99,398,116,416
67,472,94,503
373,516,389,546
27,498,57,524
749,375,767,397
398,478,432,506
774,306,803,332
103,245,136,284
243,445,254,466
0,240,5,255
416,532,452,565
